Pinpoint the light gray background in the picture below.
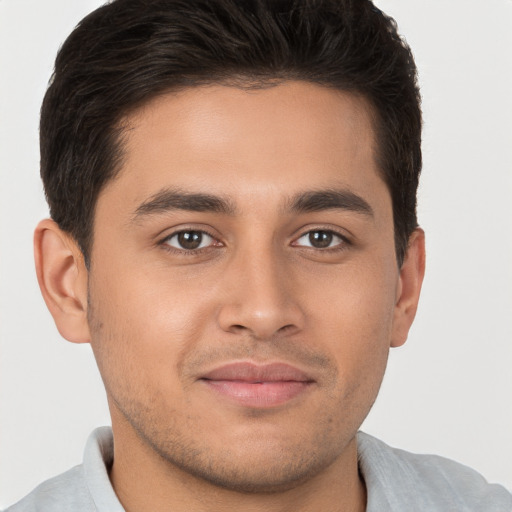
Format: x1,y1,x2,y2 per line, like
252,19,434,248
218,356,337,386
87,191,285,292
1,0,511,507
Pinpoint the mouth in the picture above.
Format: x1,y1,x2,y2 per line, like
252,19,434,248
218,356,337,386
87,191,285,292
199,362,315,408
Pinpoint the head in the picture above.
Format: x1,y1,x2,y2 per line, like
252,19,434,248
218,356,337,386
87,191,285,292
41,0,421,268
35,0,425,499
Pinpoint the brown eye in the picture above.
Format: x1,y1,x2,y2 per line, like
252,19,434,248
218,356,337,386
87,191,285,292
309,231,333,248
165,230,214,250
294,230,345,249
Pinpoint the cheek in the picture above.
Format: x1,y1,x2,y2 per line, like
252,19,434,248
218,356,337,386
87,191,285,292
86,259,217,400
308,256,397,336
92,256,213,339
306,259,397,388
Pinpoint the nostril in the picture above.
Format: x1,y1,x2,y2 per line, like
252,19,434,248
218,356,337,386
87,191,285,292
277,324,295,334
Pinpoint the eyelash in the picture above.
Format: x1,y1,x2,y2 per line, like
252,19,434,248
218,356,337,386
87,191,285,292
159,227,351,255
292,229,350,252
159,228,221,256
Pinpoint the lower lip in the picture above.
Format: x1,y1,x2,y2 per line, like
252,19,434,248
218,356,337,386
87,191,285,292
201,379,312,408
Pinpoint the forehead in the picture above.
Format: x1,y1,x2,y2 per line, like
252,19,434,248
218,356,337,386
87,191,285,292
100,81,387,216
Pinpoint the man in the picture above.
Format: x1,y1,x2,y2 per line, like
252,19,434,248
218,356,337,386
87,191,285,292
4,0,511,510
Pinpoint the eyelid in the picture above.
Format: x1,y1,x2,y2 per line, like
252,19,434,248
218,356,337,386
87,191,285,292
165,231,214,250
159,226,223,253
291,227,351,249
292,224,353,244
157,224,351,254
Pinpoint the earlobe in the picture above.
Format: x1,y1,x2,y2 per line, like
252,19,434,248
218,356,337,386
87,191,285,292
390,228,426,348
34,219,91,344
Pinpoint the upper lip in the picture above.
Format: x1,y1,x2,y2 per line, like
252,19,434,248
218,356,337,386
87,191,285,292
200,362,314,383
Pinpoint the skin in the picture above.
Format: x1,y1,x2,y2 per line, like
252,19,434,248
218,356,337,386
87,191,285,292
35,81,425,512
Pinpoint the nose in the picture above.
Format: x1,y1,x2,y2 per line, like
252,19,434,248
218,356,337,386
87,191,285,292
216,246,305,340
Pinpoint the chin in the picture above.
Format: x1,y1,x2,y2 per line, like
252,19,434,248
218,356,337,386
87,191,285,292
166,449,336,494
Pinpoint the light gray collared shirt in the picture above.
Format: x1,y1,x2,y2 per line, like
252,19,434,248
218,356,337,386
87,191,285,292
5,427,512,511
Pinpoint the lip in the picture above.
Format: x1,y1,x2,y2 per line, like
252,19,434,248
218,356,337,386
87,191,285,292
200,362,315,408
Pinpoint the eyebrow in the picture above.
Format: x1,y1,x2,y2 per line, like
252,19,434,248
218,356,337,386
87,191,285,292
288,189,374,217
133,188,237,220
132,186,373,221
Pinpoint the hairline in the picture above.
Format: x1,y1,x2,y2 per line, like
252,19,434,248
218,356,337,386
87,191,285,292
80,78,400,269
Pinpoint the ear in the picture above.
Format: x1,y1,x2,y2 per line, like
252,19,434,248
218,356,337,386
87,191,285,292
390,228,426,348
34,219,91,344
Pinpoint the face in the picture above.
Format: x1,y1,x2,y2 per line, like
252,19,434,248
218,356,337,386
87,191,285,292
87,82,405,492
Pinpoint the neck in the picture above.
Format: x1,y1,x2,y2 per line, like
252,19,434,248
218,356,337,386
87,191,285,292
109,415,366,512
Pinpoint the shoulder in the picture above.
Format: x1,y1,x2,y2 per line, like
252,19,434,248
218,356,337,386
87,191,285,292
4,427,122,512
357,432,512,512
4,465,96,512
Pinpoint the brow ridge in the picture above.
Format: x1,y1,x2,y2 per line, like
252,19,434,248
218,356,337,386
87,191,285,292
132,186,373,221
133,187,236,219
288,188,374,216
